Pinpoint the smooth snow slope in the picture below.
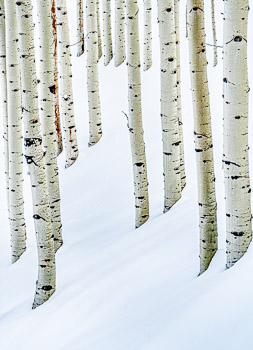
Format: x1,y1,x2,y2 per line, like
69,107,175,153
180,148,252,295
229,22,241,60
0,1,253,349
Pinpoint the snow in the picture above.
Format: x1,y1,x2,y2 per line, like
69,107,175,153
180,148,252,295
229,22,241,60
0,0,253,349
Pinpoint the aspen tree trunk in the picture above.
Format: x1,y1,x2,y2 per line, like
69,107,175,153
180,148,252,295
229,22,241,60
56,0,79,168
187,0,218,274
52,0,63,156
76,0,85,57
126,0,149,228
16,0,56,308
114,0,125,67
143,0,152,71
102,0,113,65
211,0,218,67
0,1,9,205
157,0,181,212
174,0,186,189
4,0,26,263
36,0,63,252
97,0,102,60
223,0,251,268
86,0,102,146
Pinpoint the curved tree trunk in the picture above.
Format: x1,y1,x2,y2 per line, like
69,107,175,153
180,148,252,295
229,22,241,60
36,0,63,252
143,0,152,71
76,0,85,57
4,0,26,263
56,0,79,168
102,0,113,65
16,0,56,308
114,0,125,67
187,0,218,274
96,0,102,60
126,0,149,228
86,0,102,146
157,0,181,212
223,0,251,268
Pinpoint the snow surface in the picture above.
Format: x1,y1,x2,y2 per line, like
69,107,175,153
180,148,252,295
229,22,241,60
1,0,253,349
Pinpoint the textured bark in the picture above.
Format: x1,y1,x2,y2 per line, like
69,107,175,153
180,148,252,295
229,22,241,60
16,0,56,308
96,0,102,60
86,0,102,146
223,0,251,268
114,0,125,67
5,0,26,263
174,0,186,189
56,0,79,168
143,0,152,71
36,0,63,252
211,0,218,67
102,0,113,65
157,0,181,212
187,0,218,274
126,0,149,228
76,0,85,57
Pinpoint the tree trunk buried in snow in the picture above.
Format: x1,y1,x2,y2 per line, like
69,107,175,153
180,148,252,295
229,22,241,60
76,0,85,57
223,0,251,268
114,0,125,67
143,0,152,71
16,0,56,308
187,0,218,274
126,0,149,228
102,0,113,65
4,0,26,263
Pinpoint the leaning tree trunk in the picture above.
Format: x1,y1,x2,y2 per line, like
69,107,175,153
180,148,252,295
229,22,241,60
4,0,26,263
36,0,63,252
114,0,125,67
157,0,181,212
126,0,149,228
16,0,56,308
56,0,79,168
223,0,251,268
143,0,152,71
76,0,85,57
86,0,102,146
102,0,113,65
187,0,218,274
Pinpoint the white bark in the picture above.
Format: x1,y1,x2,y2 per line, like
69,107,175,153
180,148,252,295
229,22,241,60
4,0,26,263
102,0,113,65
157,0,181,212
126,0,149,228
143,0,152,71
76,0,85,57
16,0,56,308
211,0,218,67
86,0,102,146
187,0,218,274
114,0,125,67
56,0,79,168
223,0,251,268
36,0,63,252
97,0,102,60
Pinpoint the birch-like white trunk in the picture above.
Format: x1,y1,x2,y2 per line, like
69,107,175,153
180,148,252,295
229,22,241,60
86,0,102,146
56,0,79,168
143,0,152,71
126,0,149,228
4,0,26,263
102,0,113,65
211,0,218,67
187,0,218,274
97,0,102,60
16,0,56,308
36,0,63,252
157,0,181,212
223,0,251,268
174,0,186,189
76,0,85,57
114,0,125,67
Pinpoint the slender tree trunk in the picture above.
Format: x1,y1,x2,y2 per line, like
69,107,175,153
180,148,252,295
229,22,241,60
174,0,186,189
96,0,102,60
102,0,113,65
36,0,63,252
126,0,149,228
86,0,102,146
52,0,63,156
211,0,218,67
76,0,85,57
16,0,56,308
223,0,251,268
143,0,152,71
114,0,125,67
157,0,181,212
187,0,218,274
4,0,26,263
